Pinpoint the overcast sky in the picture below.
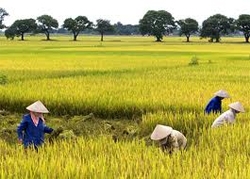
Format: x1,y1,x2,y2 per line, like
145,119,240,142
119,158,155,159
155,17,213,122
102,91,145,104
1,0,250,27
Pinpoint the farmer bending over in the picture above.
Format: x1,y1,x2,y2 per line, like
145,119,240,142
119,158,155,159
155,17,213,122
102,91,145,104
211,101,245,128
151,124,187,154
204,89,230,114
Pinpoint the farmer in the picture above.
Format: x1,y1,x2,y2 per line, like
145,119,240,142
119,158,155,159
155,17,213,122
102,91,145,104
204,89,230,114
211,101,245,128
17,100,54,151
150,124,187,154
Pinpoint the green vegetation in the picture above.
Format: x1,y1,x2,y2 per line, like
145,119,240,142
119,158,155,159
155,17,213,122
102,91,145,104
0,35,250,178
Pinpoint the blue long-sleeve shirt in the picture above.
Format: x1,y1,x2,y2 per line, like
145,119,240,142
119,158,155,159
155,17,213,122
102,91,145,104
17,114,53,147
204,96,222,114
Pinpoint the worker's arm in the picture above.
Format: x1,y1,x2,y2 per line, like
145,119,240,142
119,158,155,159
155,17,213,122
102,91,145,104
169,135,179,153
17,116,28,142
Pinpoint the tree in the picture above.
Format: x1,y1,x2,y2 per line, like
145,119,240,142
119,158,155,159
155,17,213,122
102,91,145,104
236,14,250,43
37,15,58,40
0,8,9,29
63,16,92,41
139,10,175,42
95,19,114,41
4,26,15,40
114,22,140,35
176,18,199,42
5,19,37,40
200,14,233,42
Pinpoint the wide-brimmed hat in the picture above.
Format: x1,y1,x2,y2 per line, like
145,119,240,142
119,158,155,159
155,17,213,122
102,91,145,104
26,100,49,113
150,124,173,141
229,101,245,113
214,90,230,98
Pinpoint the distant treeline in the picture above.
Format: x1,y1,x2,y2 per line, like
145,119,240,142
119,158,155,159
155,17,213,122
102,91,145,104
1,23,140,36
53,23,141,36
1,8,250,42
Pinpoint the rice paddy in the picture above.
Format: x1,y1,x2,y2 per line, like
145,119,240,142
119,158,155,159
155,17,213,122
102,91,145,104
0,35,250,178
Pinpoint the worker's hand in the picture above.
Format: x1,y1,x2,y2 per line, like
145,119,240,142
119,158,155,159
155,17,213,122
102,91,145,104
55,126,64,133
49,126,64,143
18,139,22,144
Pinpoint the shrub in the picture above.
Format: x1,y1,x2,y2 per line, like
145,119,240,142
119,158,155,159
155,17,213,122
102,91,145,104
188,56,199,66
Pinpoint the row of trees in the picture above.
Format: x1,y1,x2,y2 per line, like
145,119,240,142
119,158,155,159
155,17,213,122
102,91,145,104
139,10,250,43
0,8,139,41
2,14,115,41
1,8,250,42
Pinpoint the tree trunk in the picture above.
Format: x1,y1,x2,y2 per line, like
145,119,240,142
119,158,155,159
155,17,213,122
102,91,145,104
244,34,249,43
73,34,77,41
215,33,220,42
21,33,24,40
101,33,103,41
186,35,190,42
156,36,161,42
46,31,50,40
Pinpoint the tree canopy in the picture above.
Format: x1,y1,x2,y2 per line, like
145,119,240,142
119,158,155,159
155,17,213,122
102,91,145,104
200,14,233,42
176,18,199,42
63,16,92,41
5,19,37,40
4,27,15,39
236,14,250,43
37,15,59,40
0,8,9,29
95,19,114,41
139,10,176,42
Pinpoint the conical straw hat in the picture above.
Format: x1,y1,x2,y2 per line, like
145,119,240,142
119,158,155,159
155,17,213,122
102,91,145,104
214,90,230,98
26,100,49,113
229,101,245,112
150,124,173,140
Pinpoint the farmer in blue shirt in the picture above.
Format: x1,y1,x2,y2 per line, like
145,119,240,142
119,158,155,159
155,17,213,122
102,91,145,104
17,100,54,151
204,90,230,114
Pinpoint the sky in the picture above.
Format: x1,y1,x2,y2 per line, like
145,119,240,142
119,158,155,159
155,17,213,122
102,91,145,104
1,0,250,27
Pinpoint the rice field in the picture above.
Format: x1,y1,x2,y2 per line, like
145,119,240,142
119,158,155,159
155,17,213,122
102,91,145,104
0,35,250,178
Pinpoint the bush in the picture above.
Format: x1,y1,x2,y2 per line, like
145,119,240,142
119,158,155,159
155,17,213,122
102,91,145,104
188,56,199,66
